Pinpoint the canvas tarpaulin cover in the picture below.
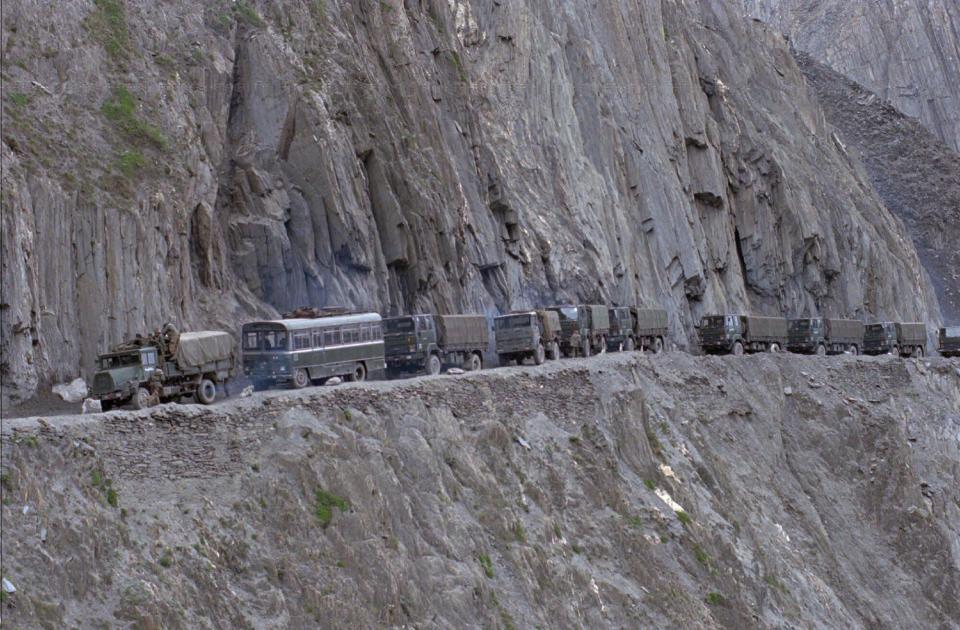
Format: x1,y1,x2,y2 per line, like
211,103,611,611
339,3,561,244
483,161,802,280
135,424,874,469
174,331,234,369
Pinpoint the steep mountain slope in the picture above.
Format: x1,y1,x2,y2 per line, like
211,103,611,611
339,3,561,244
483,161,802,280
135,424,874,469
0,0,939,405
3,354,959,628
796,54,960,324
743,0,960,152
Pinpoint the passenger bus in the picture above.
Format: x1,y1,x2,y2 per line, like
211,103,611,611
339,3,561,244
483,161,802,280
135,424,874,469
241,312,385,389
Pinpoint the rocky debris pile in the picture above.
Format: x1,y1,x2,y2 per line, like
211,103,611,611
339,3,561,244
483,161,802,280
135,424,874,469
2,353,958,628
796,54,960,323
51,378,87,403
0,0,938,406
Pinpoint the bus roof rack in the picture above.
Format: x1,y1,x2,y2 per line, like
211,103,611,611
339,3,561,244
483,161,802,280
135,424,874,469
282,306,357,319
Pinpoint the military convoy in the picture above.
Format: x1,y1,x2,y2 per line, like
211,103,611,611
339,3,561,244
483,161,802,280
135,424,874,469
90,301,953,410
91,324,235,410
384,314,488,375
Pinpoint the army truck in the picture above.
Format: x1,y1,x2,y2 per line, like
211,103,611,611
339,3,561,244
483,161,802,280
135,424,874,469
699,314,788,355
384,314,488,376
546,305,611,357
92,324,235,410
788,318,864,355
863,322,927,357
633,307,669,354
495,310,562,365
607,307,635,352
939,327,960,357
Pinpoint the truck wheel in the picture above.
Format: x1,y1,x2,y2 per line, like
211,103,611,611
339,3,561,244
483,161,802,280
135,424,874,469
733,341,744,356
891,345,901,357
100,400,114,412
624,337,636,352
548,342,560,361
195,378,217,405
654,337,664,354
132,387,155,410
534,343,546,365
915,346,924,358
849,344,859,356
769,343,781,353
816,344,827,356
292,368,310,389
466,353,482,371
427,354,442,376
598,336,607,354
582,339,591,358
347,363,367,382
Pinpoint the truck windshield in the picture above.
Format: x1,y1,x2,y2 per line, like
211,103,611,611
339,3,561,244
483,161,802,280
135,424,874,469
384,318,415,334
702,316,725,327
790,320,812,331
496,315,533,329
99,353,141,369
865,324,889,335
557,307,579,321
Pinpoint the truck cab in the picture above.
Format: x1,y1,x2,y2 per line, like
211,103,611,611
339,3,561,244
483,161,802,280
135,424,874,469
383,315,438,374
547,305,609,357
940,327,960,357
788,318,825,353
607,307,636,351
863,322,897,355
91,346,161,410
699,314,743,354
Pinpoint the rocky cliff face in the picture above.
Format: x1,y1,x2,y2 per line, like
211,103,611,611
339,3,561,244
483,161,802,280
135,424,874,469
3,354,959,628
795,54,960,324
0,0,940,405
743,0,960,152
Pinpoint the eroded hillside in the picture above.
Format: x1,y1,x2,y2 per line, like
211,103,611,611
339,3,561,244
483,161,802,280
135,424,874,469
2,354,959,628
0,0,940,406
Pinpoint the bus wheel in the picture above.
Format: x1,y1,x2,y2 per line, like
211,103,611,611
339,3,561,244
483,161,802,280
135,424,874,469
466,353,482,371
195,378,217,405
132,387,155,410
347,363,367,382
816,344,827,356
292,368,310,389
733,341,744,356
654,337,664,354
427,354,442,376
850,345,859,356
624,337,636,352
534,343,546,365
769,343,781,353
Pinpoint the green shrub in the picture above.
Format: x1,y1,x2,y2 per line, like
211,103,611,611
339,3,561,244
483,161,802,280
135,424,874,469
478,553,494,578
314,489,349,527
101,86,166,149
693,544,711,567
117,150,145,176
9,92,29,106
234,0,265,27
643,478,656,490
106,488,119,508
85,0,131,61
705,592,725,606
676,510,692,526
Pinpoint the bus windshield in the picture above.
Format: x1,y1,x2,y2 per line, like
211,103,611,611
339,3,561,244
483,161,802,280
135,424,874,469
243,330,288,351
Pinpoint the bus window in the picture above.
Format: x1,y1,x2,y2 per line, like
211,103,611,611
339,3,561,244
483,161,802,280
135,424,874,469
244,332,259,350
372,324,382,340
324,329,341,347
313,330,323,348
294,333,311,350
360,325,370,341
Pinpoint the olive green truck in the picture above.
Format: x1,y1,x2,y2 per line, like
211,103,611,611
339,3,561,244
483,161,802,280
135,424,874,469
940,327,960,357
383,314,489,375
699,314,788,355
494,310,562,365
91,325,236,410
863,322,927,357
546,304,611,357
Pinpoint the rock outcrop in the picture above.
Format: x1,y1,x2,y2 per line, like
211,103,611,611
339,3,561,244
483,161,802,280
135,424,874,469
795,54,960,324
3,354,959,627
743,0,960,152
0,0,940,405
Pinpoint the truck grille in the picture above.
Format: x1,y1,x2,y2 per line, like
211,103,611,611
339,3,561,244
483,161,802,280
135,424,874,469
93,373,114,394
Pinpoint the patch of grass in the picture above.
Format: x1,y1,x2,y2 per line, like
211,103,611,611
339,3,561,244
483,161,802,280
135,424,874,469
101,86,166,149
512,521,527,543
644,422,663,456
692,544,711,567
85,0,131,62
24,435,39,448
626,515,643,529
335,559,346,568
553,522,562,539
676,510,692,526
8,92,29,106
106,488,119,508
571,543,583,555
568,435,580,445
158,551,173,568
659,534,669,543
764,575,788,593
449,50,467,82
644,478,656,490
314,489,349,528
117,150,145,177
705,592,725,606
234,0,265,27
478,553,494,578
92,469,104,487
